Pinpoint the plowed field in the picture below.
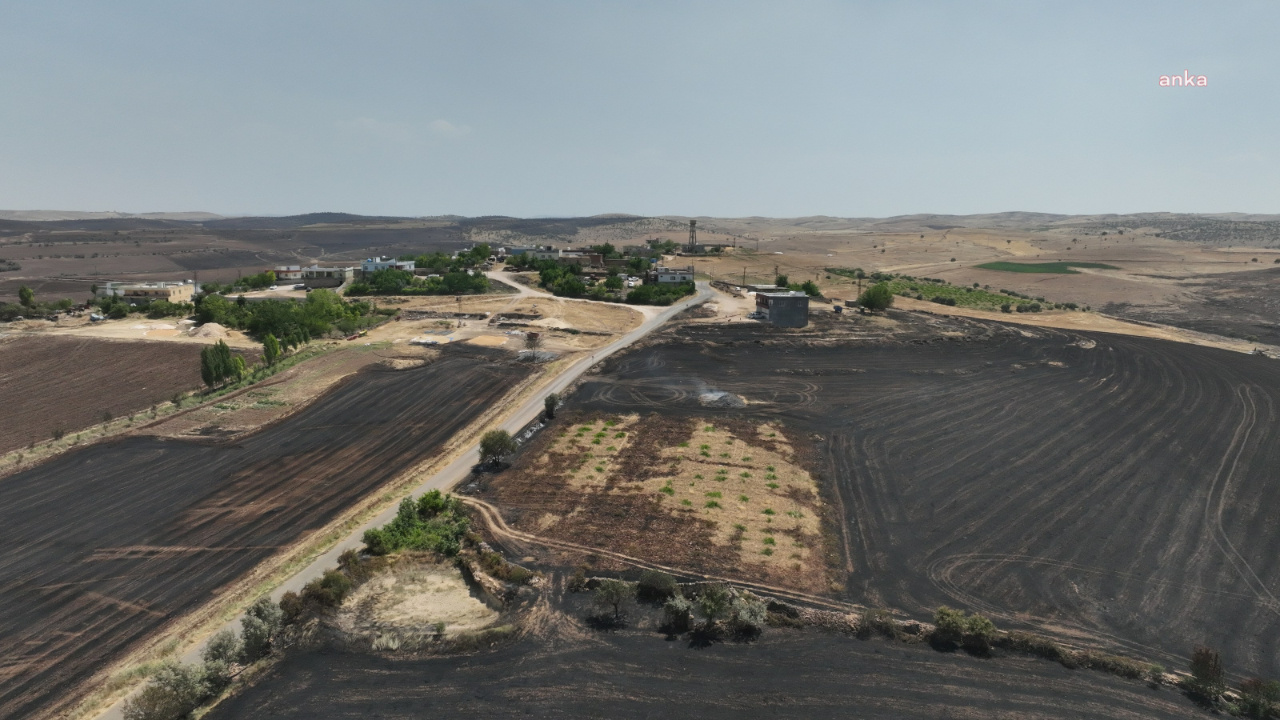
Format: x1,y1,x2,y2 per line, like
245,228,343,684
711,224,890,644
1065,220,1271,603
0,346,527,719
565,321,1280,677
207,612,1204,719
0,336,206,455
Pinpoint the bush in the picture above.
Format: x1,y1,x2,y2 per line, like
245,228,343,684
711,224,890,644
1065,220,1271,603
1239,678,1280,718
301,569,354,608
663,594,694,633
997,631,1072,665
857,608,900,640
1077,650,1147,679
279,590,305,625
1188,645,1226,699
729,592,768,636
637,569,678,602
931,606,997,653
203,629,242,666
858,283,894,311
1000,303,1012,313
361,492,469,557
122,662,209,720
240,596,284,662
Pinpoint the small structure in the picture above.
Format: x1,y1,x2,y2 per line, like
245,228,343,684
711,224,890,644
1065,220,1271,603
755,291,810,328
745,283,782,294
361,256,415,274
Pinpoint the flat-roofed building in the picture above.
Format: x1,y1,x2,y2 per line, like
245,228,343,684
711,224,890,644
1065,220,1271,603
755,291,809,328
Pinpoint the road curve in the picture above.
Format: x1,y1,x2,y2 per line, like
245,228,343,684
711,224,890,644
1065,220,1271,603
95,281,712,720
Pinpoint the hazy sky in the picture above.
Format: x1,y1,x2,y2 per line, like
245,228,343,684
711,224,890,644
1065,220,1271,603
1,1,1276,217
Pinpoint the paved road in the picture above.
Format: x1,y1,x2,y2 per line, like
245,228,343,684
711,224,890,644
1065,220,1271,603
96,281,712,720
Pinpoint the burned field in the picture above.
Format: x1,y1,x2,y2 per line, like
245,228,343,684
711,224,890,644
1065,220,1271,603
0,335,206,455
207,591,1204,720
0,345,527,720
521,320,1280,678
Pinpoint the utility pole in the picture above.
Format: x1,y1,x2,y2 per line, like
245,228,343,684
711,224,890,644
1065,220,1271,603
742,267,746,286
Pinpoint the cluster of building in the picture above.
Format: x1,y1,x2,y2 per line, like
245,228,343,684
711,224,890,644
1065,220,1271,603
274,256,416,288
506,245,693,284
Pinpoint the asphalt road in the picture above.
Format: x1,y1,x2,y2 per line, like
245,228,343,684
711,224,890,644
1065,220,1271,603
95,281,711,720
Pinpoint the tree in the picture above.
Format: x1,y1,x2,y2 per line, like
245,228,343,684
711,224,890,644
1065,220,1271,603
121,662,209,720
774,274,789,287
544,393,559,419
17,285,34,308
604,275,624,291
263,333,281,366
200,340,237,388
697,583,732,630
240,596,284,662
663,594,694,633
478,429,518,466
593,579,633,622
730,592,768,635
1189,645,1225,698
858,282,894,312
637,569,677,602
799,280,821,297
525,332,543,350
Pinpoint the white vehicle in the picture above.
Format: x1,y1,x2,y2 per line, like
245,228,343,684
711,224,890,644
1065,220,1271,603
268,285,278,290
293,283,306,290
626,281,635,288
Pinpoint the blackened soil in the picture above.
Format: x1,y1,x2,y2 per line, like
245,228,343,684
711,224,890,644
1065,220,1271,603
207,626,1203,719
0,346,527,720
569,321,1280,678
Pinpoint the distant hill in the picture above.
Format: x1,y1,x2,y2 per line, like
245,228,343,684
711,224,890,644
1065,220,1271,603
0,210,224,222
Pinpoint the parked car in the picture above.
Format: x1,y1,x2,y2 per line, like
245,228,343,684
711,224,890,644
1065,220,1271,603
294,283,306,290
269,285,278,290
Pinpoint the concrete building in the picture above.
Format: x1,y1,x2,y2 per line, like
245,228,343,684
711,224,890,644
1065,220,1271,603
96,281,195,304
361,256,415,274
755,291,810,328
649,265,694,284
301,265,357,287
274,265,303,281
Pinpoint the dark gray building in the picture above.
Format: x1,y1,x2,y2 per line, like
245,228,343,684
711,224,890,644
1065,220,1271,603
755,291,809,328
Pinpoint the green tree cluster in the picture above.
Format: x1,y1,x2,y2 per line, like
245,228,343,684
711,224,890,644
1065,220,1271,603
362,490,470,556
625,281,695,306
195,288,383,343
346,268,489,297
932,606,998,653
200,270,276,295
858,282,894,311
200,340,246,388
479,429,519,465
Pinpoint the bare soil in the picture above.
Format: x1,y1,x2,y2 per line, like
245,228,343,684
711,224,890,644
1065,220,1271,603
0,335,206,455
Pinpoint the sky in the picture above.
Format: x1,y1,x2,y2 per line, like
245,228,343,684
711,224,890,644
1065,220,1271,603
1,1,1277,218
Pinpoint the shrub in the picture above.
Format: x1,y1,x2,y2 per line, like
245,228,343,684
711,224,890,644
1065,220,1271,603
637,569,678,602
1188,645,1226,699
1238,678,1280,718
363,492,469,556
240,596,284,662
858,283,894,311
730,592,768,636
279,590,305,625
1077,651,1146,679
997,631,1072,665
858,608,900,640
203,629,242,666
931,606,997,653
301,569,354,608
697,583,732,629
122,662,209,720
663,594,695,633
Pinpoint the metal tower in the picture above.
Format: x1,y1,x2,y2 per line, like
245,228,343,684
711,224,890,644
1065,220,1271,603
687,219,697,253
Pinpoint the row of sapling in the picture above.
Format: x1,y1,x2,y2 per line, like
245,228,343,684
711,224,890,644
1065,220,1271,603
582,570,768,640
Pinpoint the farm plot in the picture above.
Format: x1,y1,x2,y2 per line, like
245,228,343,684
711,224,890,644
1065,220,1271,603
484,413,836,594
0,335,206,455
0,345,528,720
563,321,1280,678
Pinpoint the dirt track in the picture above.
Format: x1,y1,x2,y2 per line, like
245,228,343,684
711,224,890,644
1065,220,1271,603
0,346,528,720
563,319,1280,677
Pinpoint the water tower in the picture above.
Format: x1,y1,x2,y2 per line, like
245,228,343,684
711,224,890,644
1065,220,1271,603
687,219,697,254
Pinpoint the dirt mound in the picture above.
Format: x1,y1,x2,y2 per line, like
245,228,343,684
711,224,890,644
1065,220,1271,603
190,322,227,338
698,389,746,407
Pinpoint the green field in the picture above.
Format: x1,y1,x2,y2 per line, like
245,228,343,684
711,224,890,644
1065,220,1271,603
824,268,1084,313
975,261,1118,274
